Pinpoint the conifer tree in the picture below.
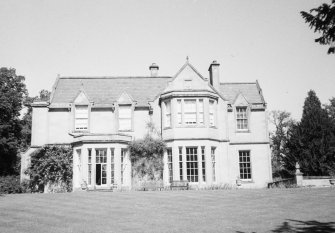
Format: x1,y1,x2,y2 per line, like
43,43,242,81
285,90,335,175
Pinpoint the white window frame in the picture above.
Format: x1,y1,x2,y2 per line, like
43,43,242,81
184,99,197,125
239,150,252,181
118,105,132,131
209,100,216,127
211,147,216,182
74,105,89,131
167,148,173,183
236,106,249,131
186,147,199,183
164,100,172,128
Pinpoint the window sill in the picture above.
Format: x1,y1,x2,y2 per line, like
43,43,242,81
236,130,250,133
118,130,133,132
175,125,206,128
241,180,254,183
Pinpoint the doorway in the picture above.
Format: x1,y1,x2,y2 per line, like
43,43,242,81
95,149,107,186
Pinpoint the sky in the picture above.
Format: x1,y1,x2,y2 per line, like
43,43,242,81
0,0,334,120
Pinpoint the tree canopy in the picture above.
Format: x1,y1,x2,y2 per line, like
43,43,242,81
301,0,335,54
285,90,335,176
0,68,27,175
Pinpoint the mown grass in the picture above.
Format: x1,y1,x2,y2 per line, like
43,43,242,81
0,188,334,233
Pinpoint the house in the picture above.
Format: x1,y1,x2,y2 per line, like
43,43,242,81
21,60,272,190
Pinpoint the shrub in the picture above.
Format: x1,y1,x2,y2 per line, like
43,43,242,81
26,145,73,193
0,176,24,194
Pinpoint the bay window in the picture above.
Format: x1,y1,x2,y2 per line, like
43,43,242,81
184,100,197,125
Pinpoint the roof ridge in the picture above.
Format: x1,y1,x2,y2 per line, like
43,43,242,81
59,76,172,79
220,82,257,85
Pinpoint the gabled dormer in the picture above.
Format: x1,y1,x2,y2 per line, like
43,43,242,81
73,89,91,132
117,92,135,132
233,93,250,132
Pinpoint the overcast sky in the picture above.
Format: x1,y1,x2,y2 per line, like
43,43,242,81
0,0,334,120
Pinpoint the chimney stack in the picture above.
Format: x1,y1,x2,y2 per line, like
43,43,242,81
149,63,159,77
208,60,220,90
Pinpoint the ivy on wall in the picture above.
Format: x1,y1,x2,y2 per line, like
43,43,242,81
128,135,166,186
25,145,73,193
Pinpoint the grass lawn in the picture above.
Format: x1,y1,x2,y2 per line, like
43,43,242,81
1,188,334,233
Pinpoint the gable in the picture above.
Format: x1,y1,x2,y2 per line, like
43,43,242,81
233,93,249,106
117,92,135,105
73,91,90,104
162,63,215,94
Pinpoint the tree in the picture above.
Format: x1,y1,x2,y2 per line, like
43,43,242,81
301,0,335,54
0,68,27,175
20,89,51,150
325,97,335,124
285,90,335,176
269,110,294,178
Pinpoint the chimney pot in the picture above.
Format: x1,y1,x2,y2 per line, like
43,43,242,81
149,63,159,77
208,60,220,89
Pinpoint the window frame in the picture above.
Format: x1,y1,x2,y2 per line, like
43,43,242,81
209,100,216,127
167,148,173,183
74,104,89,132
236,106,249,132
118,104,133,131
175,98,208,127
186,147,199,183
163,100,172,129
239,150,252,181
211,147,216,183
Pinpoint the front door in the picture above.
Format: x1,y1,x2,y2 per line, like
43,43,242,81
95,149,107,186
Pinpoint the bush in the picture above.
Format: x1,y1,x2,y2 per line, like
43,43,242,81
0,176,24,194
26,145,73,193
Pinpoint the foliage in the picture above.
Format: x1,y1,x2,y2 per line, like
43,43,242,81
325,97,335,125
0,67,28,175
20,89,51,151
0,175,25,194
301,0,335,54
26,145,73,192
269,110,295,178
285,90,335,176
128,135,166,185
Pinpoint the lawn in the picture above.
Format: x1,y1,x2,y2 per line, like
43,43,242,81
0,188,334,233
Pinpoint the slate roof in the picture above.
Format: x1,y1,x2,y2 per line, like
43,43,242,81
50,77,172,107
219,82,265,104
49,76,265,107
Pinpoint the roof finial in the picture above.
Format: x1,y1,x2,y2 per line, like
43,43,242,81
186,56,189,62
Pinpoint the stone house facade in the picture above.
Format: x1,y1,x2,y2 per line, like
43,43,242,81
21,60,272,190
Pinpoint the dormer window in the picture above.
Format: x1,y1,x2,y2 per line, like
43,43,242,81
119,105,132,131
236,107,248,130
75,105,89,131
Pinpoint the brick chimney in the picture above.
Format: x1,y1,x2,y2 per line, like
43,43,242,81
208,60,220,90
149,63,159,77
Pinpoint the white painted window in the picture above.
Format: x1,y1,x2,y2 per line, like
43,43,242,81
95,149,107,185
186,147,198,182
179,147,183,180
184,100,197,125
119,105,132,131
75,105,88,131
239,150,251,180
167,148,173,183
211,147,216,182
121,148,126,184
236,107,248,130
177,100,182,125
111,148,115,184
164,101,171,128
201,146,206,182
198,99,204,125
209,100,215,127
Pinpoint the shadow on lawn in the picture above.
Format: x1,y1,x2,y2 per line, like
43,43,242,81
236,219,335,233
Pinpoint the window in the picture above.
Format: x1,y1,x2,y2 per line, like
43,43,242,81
239,151,251,180
119,105,132,131
164,101,171,128
198,99,204,125
111,148,115,184
201,147,206,182
184,100,197,125
167,148,173,183
211,147,216,182
121,148,126,184
177,100,182,125
75,105,88,131
88,149,92,185
236,107,248,130
186,147,198,182
209,100,215,127
95,149,107,185
179,147,183,180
